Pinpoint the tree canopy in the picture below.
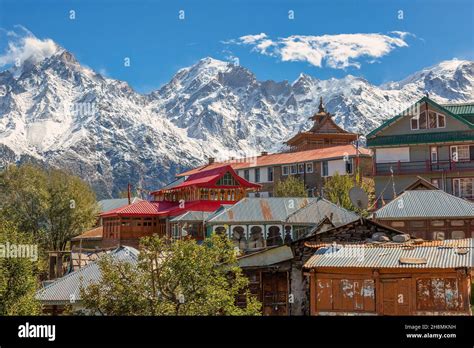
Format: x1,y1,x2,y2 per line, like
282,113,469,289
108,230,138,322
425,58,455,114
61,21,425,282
0,164,98,250
81,234,261,316
274,176,307,197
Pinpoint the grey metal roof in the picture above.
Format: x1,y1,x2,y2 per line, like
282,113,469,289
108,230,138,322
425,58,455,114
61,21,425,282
98,197,142,213
160,177,186,191
375,190,474,219
206,197,319,224
36,246,139,305
304,238,474,269
170,211,213,222
286,198,359,226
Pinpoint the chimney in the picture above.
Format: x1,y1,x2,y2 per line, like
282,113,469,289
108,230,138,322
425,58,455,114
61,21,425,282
208,157,215,164
261,151,268,156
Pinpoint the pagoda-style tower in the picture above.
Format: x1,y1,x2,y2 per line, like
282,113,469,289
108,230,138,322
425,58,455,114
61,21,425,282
285,97,358,152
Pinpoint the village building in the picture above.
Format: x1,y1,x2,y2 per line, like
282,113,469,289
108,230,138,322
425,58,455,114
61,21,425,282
366,96,474,206
236,217,405,315
303,238,473,316
179,145,372,198
178,100,372,198
285,97,359,152
98,165,260,248
373,187,474,240
36,246,138,314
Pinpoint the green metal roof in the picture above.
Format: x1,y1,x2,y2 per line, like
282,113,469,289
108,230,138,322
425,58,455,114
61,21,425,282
375,190,474,219
367,130,474,147
366,97,474,139
442,103,474,116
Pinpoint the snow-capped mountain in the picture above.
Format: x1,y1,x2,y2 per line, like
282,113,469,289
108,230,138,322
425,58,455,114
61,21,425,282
0,43,473,198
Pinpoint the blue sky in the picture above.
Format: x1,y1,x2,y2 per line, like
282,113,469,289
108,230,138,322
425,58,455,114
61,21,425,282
0,0,473,93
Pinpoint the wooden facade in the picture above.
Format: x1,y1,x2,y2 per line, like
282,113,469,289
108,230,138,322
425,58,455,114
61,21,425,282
285,97,358,152
307,267,472,316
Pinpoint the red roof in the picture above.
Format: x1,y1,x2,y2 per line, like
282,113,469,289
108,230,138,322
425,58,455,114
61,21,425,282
178,144,372,176
100,199,229,218
151,165,260,194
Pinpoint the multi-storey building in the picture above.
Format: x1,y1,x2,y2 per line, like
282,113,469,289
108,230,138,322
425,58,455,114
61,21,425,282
366,96,474,205
179,100,372,197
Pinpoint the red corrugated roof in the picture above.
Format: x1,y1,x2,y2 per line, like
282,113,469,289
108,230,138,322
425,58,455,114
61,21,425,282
71,226,103,241
100,199,229,218
152,165,260,194
178,144,372,176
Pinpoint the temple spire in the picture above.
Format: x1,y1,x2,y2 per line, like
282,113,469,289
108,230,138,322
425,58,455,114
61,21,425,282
318,96,325,113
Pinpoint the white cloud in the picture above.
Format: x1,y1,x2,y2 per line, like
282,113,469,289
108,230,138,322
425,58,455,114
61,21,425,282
0,27,59,68
231,32,411,69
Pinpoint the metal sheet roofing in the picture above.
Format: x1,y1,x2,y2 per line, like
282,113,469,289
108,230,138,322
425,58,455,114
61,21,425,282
98,197,142,213
169,210,213,222
207,197,317,223
286,198,359,226
36,246,139,305
178,144,371,176
70,226,103,241
206,197,358,225
304,238,474,269
442,103,474,116
367,130,474,147
375,190,474,219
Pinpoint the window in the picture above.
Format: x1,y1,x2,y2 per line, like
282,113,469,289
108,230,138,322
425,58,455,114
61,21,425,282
431,146,438,163
322,161,328,177
419,111,427,129
345,158,353,174
298,163,305,174
431,220,444,227
450,145,470,161
391,221,405,228
450,220,465,227
410,220,425,228
244,169,250,181
290,164,297,175
452,178,473,199
306,162,313,173
451,231,465,239
437,114,446,128
410,116,419,130
217,172,238,186
267,167,273,182
282,165,289,176
255,168,260,183
428,111,437,128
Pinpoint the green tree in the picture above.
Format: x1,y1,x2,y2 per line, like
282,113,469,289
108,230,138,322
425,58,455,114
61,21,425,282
322,172,374,215
274,176,307,197
81,234,261,316
0,218,42,315
0,164,98,250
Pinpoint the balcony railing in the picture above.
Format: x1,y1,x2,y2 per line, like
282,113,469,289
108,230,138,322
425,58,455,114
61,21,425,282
374,159,474,175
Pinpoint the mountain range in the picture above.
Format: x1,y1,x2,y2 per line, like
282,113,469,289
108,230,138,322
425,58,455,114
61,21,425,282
0,43,473,198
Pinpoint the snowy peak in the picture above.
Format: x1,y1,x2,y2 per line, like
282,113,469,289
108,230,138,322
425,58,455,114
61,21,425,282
0,50,473,198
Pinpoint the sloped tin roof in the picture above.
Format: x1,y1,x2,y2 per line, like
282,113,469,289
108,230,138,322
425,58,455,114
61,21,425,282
36,246,139,305
304,238,474,269
375,190,474,219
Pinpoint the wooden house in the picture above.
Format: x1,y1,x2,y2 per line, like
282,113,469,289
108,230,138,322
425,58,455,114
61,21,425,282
99,165,260,248
304,238,473,316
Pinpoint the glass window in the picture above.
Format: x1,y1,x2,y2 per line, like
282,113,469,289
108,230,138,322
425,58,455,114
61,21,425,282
345,158,353,174
391,221,405,228
298,163,305,174
451,145,470,161
428,111,437,128
306,162,313,173
419,111,427,129
290,164,297,174
451,231,465,239
267,167,273,182
255,168,260,183
450,220,465,227
431,147,438,163
453,178,473,199
282,166,289,176
217,172,238,186
437,114,446,128
431,220,444,227
411,116,419,130
244,169,250,181
322,161,328,177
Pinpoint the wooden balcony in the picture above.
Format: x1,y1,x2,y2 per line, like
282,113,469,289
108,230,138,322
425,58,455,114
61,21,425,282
373,159,474,176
